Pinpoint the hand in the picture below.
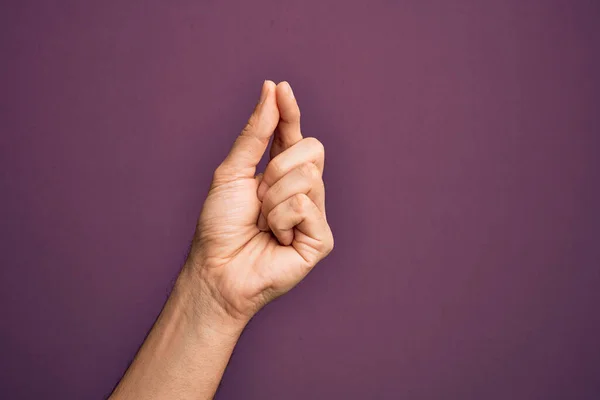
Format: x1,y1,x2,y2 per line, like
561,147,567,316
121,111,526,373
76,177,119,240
185,80,334,326
110,80,332,400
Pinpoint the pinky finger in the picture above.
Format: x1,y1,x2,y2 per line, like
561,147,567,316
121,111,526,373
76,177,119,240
266,194,333,262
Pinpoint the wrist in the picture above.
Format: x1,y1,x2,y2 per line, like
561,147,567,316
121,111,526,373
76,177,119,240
173,263,249,339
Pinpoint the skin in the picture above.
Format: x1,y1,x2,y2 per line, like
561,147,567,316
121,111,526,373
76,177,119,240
110,80,334,400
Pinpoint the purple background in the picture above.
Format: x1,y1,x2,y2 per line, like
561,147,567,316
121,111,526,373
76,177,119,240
1,1,599,399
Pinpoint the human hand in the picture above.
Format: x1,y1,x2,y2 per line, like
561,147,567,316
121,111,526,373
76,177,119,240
109,81,333,400
184,80,333,327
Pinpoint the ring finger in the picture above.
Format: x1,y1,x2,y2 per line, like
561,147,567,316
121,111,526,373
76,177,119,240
258,163,325,231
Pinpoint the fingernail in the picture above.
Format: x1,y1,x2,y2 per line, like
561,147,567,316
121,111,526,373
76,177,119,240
285,82,294,98
259,80,269,104
257,213,268,231
257,181,268,201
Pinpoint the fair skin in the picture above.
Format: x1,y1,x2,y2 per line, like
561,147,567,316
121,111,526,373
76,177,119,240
110,80,333,400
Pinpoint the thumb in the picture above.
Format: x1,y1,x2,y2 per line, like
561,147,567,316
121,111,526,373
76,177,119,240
217,80,279,180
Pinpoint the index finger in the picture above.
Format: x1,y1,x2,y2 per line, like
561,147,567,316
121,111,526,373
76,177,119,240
270,81,303,159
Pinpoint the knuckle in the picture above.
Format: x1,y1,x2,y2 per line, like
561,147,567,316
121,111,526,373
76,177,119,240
212,163,230,181
241,119,256,136
212,165,224,180
261,191,276,214
269,181,283,197
318,232,334,256
291,193,309,212
268,160,285,179
305,137,325,156
299,162,319,180
291,107,301,121
266,209,277,227
308,162,321,180
327,234,335,253
318,179,326,194
298,162,313,178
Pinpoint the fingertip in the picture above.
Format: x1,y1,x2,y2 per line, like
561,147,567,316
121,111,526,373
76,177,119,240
277,81,294,99
275,81,301,128
277,230,294,246
258,80,280,131
265,80,276,98
257,180,268,201
257,213,269,231
258,80,276,104
276,82,296,112
284,231,295,246
264,81,279,114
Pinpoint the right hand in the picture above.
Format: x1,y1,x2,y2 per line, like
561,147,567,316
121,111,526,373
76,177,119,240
184,81,334,326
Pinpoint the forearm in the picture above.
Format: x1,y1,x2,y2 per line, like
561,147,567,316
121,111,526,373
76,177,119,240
109,80,333,398
110,266,246,400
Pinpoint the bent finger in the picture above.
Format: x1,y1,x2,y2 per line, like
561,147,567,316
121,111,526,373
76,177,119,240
257,137,325,200
266,194,333,264
261,162,325,221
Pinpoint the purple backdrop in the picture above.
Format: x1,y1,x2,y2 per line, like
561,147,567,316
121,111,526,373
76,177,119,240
1,1,599,399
